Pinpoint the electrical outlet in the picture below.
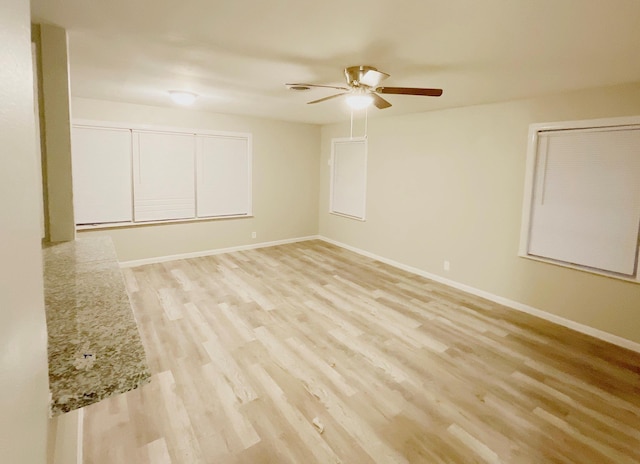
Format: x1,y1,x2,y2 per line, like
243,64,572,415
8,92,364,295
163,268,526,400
443,260,450,271
251,231,257,239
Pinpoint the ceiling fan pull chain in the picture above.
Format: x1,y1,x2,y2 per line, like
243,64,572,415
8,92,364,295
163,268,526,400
364,106,368,139
350,108,354,139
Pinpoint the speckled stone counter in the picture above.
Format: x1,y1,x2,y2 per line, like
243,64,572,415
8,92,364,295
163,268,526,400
43,237,150,416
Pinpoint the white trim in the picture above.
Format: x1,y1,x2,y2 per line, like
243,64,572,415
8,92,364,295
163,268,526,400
73,118,250,139
520,254,640,284
247,135,253,216
50,408,83,464
77,215,253,231
518,124,539,256
118,232,640,353
329,211,367,222
119,235,320,268
528,115,640,133
318,236,640,354
329,136,367,221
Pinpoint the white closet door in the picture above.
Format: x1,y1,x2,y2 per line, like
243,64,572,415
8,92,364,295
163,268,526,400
528,128,640,275
330,138,367,220
133,131,195,222
196,135,251,217
71,126,132,224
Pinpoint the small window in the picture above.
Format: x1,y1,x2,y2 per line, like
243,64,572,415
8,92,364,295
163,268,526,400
196,135,251,218
133,131,196,222
72,126,133,224
330,137,367,220
520,117,640,281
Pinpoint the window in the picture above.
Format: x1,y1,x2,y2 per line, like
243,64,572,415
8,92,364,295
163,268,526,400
71,126,133,224
71,121,252,227
520,117,640,281
133,131,195,222
196,135,251,217
330,137,367,220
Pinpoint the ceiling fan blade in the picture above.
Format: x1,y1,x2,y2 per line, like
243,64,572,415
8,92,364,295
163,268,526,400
371,92,392,109
360,69,390,88
378,87,443,97
287,83,349,91
307,92,348,104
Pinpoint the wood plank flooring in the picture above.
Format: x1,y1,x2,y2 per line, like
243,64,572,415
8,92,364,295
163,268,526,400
83,240,640,463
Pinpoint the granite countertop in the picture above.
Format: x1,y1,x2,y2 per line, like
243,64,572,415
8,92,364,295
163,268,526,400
43,236,150,416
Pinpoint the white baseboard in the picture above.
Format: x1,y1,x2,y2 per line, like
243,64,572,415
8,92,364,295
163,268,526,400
318,236,640,354
118,233,639,353
119,235,320,268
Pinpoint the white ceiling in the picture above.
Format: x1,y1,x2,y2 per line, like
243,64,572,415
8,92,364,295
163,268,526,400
31,0,640,125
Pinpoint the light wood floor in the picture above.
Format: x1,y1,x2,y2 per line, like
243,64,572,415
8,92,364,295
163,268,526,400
83,240,640,463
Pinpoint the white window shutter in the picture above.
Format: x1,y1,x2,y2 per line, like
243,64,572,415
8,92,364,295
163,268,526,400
331,138,367,220
72,126,132,224
528,128,640,275
196,135,251,217
133,131,196,222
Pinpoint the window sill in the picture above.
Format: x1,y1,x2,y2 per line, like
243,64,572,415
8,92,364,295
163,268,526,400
519,253,640,284
76,214,254,231
329,211,366,222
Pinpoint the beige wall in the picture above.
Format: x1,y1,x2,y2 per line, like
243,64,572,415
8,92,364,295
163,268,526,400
0,1,50,463
39,24,75,242
319,82,640,344
73,98,320,261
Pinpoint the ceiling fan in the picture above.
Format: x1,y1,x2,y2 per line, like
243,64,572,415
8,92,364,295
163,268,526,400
287,65,443,110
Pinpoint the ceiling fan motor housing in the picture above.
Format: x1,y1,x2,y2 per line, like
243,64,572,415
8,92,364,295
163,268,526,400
344,65,378,87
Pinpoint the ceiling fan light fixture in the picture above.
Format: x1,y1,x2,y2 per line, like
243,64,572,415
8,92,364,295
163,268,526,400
168,90,198,105
345,93,374,110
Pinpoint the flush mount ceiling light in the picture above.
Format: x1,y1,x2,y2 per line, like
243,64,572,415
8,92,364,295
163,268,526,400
168,90,198,105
